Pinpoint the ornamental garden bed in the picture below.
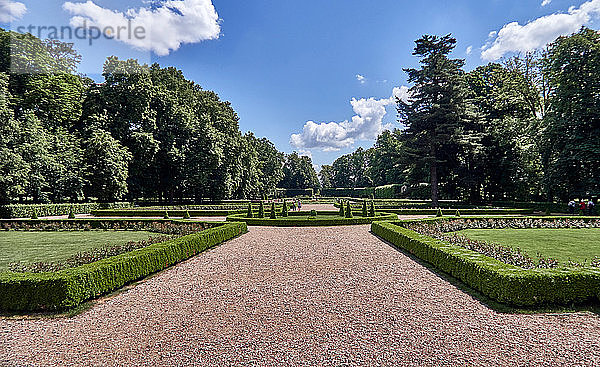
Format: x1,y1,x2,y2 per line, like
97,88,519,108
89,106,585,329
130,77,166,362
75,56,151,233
0,219,247,312
227,210,397,226
371,217,600,307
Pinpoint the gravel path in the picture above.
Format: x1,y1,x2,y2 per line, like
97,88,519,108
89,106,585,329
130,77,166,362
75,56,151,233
2,226,600,366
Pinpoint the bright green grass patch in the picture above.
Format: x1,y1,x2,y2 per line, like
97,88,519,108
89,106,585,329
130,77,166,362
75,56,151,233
458,228,600,263
0,231,156,271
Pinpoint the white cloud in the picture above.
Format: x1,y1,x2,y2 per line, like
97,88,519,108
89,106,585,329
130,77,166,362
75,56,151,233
356,74,366,84
542,0,552,6
0,0,27,22
298,149,312,159
466,45,473,55
62,0,221,56
290,87,410,151
481,0,600,61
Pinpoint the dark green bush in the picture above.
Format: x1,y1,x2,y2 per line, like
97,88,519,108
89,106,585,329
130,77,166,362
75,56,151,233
371,221,600,307
0,203,132,219
369,201,376,217
345,202,353,218
362,201,368,217
270,202,277,219
0,222,247,312
227,212,397,227
91,209,246,217
436,208,443,217
183,210,191,219
282,201,289,217
310,209,317,217
68,207,75,219
247,203,254,218
259,202,265,218
163,211,170,219
339,203,345,216
384,208,534,215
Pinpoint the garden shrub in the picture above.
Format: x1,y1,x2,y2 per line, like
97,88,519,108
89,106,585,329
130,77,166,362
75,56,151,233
371,219,600,307
310,209,317,217
183,210,191,219
270,202,277,219
0,203,133,219
163,211,170,219
227,212,397,227
282,200,289,217
455,209,461,217
259,202,265,218
0,221,247,312
68,207,75,219
345,202,353,218
362,201,368,217
369,201,376,217
339,203,345,216
436,208,443,217
247,203,254,218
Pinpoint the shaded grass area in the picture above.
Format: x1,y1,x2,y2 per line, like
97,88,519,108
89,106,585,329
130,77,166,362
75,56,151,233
0,231,156,271
458,228,600,263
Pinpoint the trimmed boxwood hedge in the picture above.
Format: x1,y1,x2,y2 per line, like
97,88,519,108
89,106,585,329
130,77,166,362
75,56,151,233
0,203,133,219
371,220,600,307
227,211,397,226
91,209,247,217
384,208,534,215
0,221,247,312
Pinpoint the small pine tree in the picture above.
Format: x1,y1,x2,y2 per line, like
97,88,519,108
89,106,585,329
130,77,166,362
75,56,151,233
183,210,191,219
369,201,376,217
31,208,38,219
259,202,265,218
247,203,254,218
545,207,551,216
282,200,289,217
68,207,75,219
345,201,353,218
339,202,345,216
163,210,170,219
270,202,277,219
362,201,368,217
436,208,443,217
455,209,461,217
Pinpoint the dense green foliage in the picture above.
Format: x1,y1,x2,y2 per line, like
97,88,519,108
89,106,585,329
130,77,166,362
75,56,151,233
0,28,321,205
0,221,247,311
0,202,131,218
372,220,600,306
325,29,600,206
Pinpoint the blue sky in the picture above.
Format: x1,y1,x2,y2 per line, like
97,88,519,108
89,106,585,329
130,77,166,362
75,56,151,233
2,0,599,168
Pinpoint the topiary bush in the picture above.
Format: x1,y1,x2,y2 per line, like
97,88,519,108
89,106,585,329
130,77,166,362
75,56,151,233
369,201,376,217
436,208,443,217
31,209,38,220
310,209,317,217
183,210,191,219
339,202,345,216
68,207,75,219
282,200,289,217
259,202,265,218
362,201,368,217
163,210,170,219
247,203,254,218
345,202,353,218
455,209,461,217
270,202,277,219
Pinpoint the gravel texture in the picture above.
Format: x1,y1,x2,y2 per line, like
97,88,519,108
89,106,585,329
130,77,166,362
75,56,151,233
1,225,600,366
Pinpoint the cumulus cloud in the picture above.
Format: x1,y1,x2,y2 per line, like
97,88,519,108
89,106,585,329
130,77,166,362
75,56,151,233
62,0,220,55
356,74,366,84
481,0,600,61
466,45,473,55
290,87,411,151
0,0,27,22
542,0,552,6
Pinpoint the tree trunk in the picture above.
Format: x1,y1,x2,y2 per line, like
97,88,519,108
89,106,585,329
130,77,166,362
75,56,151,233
430,160,439,208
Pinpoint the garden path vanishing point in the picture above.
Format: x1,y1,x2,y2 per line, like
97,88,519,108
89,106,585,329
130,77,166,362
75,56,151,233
2,225,600,366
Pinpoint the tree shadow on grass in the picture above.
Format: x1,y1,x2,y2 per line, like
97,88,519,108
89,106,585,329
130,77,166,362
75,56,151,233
371,231,600,316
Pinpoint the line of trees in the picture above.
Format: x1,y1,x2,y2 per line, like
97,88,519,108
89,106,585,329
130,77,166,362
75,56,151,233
0,29,319,204
322,28,600,206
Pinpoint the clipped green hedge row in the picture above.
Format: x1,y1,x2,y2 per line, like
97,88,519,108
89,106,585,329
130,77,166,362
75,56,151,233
91,209,247,217
385,208,534,215
371,221,600,306
227,211,397,226
0,221,247,312
0,203,133,219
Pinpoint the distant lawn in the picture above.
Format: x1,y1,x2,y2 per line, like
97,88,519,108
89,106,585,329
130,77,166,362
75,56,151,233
0,231,157,271
458,228,600,263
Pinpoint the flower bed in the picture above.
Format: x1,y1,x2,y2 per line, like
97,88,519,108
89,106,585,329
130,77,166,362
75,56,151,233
0,219,247,312
371,217,600,306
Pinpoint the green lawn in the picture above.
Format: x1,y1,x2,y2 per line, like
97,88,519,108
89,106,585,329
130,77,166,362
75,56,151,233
458,228,600,263
0,231,157,271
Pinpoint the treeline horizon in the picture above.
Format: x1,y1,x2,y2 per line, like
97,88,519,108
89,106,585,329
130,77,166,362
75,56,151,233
321,28,600,206
0,29,319,204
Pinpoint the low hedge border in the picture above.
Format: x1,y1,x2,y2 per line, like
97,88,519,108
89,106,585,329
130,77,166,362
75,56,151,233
384,208,534,215
227,211,397,226
0,203,133,219
91,209,246,217
371,220,600,307
0,221,248,312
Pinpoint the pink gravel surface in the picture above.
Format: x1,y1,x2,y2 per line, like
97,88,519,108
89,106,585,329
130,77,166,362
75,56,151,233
1,225,600,366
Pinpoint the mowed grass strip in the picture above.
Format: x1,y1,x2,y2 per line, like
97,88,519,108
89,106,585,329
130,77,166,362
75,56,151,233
0,231,157,271
458,228,600,263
